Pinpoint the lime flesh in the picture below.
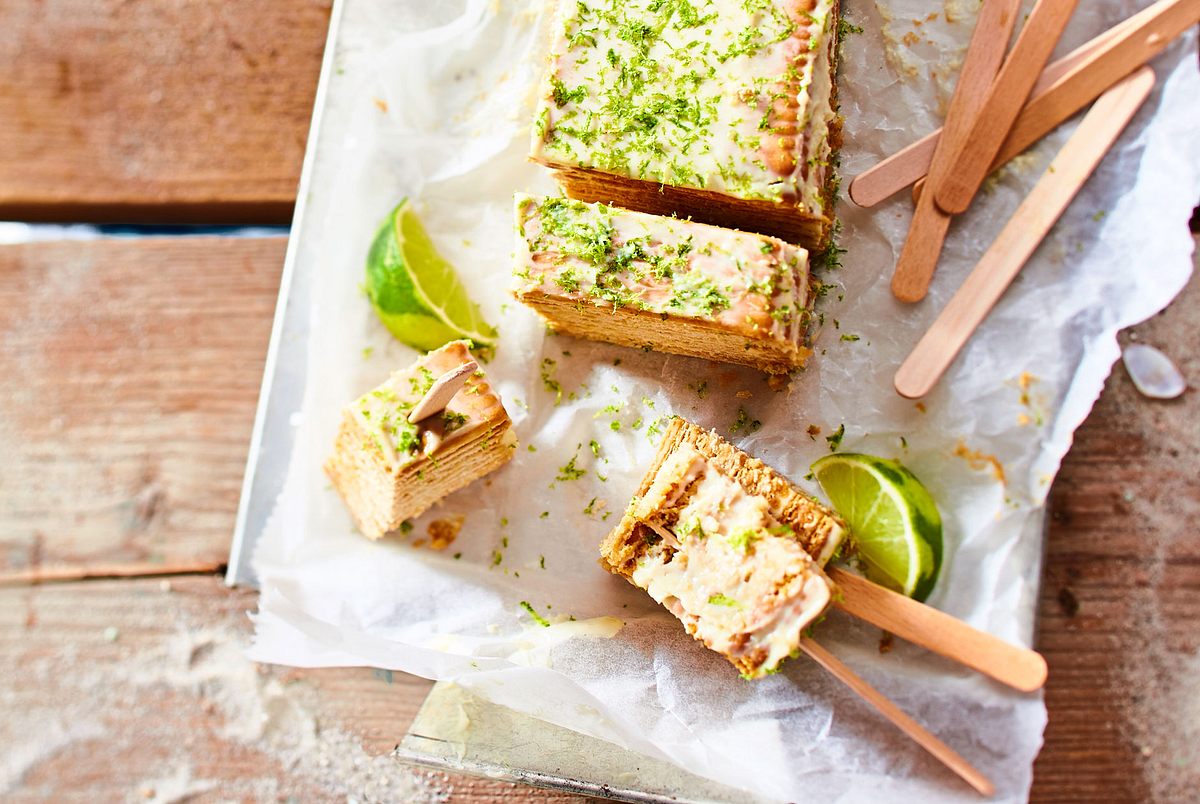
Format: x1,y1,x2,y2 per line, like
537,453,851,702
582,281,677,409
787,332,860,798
812,453,943,601
365,200,496,351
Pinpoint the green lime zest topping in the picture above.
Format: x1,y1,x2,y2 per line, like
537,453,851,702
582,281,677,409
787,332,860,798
541,358,564,404
676,517,706,540
668,270,730,317
556,446,588,482
520,601,552,628
410,367,436,397
517,196,799,329
442,410,468,433
726,527,762,553
825,423,844,452
541,0,814,201
729,407,762,435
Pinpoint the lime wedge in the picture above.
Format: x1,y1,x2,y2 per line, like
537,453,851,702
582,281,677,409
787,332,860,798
811,453,943,601
365,200,497,352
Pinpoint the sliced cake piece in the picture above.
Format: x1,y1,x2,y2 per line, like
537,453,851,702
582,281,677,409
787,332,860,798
513,194,812,374
601,417,846,678
530,0,842,249
324,341,515,539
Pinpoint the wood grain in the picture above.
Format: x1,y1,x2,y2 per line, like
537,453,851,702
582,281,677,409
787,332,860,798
0,238,285,577
934,0,1080,214
1033,240,1200,803
830,567,1047,692
0,0,330,223
895,70,1154,398
890,0,1021,303
0,575,579,802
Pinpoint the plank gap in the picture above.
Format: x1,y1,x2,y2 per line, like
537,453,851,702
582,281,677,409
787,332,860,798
0,560,226,588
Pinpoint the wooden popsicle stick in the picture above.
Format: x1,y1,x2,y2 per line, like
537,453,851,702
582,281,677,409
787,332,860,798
913,0,1192,204
890,197,953,303
1026,4,1138,94
924,0,1024,195
908,0,1107,205
891,0,1022,303
408,360,478,423
847,132,934,208
908,8,1118,207
799,638,996,796
894,68,1154,400
828,567,1047,692
998,0,1199,152
848,0,1173,208
934,0,1081,214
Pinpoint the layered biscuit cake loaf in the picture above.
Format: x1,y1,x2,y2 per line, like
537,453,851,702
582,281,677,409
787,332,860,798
513,194,814,374
601,417,846,677
325,341,515,539
530,0,842,249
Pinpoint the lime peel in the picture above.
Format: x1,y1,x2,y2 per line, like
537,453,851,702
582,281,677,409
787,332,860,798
811,453,943,601
365,199,497,352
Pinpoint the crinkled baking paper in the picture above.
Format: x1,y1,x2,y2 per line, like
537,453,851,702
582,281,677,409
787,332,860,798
249,2,1200,800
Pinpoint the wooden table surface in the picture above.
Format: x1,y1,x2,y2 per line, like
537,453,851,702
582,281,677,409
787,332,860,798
2,4,1196,802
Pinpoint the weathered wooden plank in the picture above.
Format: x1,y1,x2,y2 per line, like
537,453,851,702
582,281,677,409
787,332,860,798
0,238,285,577
0,576,579,802
1033,252,1199,803
0,1,330,223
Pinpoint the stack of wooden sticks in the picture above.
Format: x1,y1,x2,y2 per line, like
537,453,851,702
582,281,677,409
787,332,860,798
846,0,1200,398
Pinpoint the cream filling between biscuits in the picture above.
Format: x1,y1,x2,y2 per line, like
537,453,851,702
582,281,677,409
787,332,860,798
513,195,810,340
630,445,832,674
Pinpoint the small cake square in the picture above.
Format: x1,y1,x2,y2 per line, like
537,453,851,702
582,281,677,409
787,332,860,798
530,0,843,249
601,417,846,677
324,341,515,539
513,194,813,374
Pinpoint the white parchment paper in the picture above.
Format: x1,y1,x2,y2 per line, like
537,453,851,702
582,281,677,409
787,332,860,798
249,1,1200,800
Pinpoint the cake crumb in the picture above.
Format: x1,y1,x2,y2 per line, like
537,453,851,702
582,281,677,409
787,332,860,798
953,440,1007,484
428,516,465,551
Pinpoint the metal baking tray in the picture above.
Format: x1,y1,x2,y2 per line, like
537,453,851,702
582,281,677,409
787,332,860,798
225,2,736,799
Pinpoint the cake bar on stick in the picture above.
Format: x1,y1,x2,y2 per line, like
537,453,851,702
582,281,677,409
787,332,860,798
601,418,844,678
602,417,996,794
604,417,1047,687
